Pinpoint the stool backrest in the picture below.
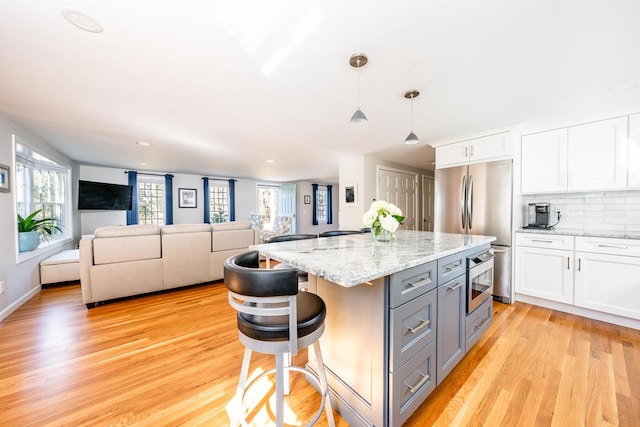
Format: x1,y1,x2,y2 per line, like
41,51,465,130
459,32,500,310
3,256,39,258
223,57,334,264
224,251,298,297
318,230,362,237
264,234,317,243
224,250,301,353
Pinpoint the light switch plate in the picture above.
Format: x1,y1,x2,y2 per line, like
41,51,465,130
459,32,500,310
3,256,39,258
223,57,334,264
0,281,4,294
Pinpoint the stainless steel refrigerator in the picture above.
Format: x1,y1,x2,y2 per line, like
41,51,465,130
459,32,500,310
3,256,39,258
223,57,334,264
434,159,513,303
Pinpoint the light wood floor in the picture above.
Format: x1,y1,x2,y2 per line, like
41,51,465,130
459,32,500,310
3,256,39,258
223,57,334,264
1,282,639,426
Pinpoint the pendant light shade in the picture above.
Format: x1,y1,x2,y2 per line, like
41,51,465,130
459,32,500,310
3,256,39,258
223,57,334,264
350,109,368,124
349,53,368,124
404,131,419,145
403,90,420,144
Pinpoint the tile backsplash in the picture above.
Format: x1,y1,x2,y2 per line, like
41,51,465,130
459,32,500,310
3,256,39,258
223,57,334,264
521,190,640,238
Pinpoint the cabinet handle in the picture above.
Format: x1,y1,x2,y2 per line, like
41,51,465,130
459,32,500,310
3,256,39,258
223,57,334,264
493,249,506,254
474,317,489,331
470,145,474,156
464,146,468,157
578,258,582,271
597,244,628,250
408,277,432,289
408,319,430,334
531,239,554,243
445,263,463,273
447,281,464,291
406,372,430,394
567,257,570,270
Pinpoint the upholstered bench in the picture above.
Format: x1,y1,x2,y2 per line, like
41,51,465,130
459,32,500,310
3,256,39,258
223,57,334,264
40,249,81,287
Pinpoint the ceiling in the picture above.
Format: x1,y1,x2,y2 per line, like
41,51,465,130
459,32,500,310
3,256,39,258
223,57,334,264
1,1,639,182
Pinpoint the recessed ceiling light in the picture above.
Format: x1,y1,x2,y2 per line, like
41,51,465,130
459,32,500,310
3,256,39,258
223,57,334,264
136,141,150,146
61,9,104,33
266,160,275,163
140,163,148,166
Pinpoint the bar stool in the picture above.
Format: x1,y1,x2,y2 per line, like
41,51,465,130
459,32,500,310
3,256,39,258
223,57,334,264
223,251,335,427
264,234,317,288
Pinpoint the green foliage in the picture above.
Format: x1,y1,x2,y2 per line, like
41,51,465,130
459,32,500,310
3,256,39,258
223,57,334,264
17,209,62,236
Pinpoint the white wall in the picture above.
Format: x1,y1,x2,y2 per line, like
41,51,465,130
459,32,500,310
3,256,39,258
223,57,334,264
0,113,76,321
295,181,340,235
339,154,433,230
338,155,366,229
78,165,286,233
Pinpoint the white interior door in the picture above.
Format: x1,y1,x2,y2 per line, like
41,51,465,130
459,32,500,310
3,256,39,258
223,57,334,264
422,175,434,231
279,183,296,233
377,167,418,230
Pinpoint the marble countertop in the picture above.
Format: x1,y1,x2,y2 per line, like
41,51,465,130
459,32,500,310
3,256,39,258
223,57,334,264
517,228,640,240
251,230,496,287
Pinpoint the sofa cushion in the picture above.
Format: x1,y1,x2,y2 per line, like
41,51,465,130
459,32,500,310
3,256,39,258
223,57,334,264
161,224,211,234
211,220,252,232
212,228,255,252
94,224,161,238
93,234,161,265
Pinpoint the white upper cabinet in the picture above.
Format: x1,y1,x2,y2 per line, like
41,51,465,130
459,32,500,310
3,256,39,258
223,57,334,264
436,132,513,169
629,113,640,188
567,116,628,191
521,129,568,193
521,115,629,193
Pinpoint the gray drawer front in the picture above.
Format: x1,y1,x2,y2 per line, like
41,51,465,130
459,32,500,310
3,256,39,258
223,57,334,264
390,289,437,371
390,260,437,308
466,297,493,352
437,251,467,284
390,340,436,427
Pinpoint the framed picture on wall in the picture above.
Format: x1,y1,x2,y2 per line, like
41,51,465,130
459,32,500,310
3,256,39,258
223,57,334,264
344,183,357,205
179,188,197,208
0,164,9,193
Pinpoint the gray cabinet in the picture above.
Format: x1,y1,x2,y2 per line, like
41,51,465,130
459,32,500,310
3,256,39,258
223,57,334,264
389,262,438,426
436,274,466,385
465,297,492,351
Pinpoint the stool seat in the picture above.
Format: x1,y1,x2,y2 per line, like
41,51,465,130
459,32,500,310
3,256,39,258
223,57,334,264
238,292,326,342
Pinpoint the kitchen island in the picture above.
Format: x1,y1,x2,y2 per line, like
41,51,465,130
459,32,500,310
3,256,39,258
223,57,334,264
251,230,496,426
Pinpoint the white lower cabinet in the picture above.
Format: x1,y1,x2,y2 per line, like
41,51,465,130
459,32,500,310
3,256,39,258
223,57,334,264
516,233,640,323
574,237,640,320
515,233,574,304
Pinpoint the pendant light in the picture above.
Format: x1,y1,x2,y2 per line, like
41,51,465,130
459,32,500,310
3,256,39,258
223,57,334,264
403,89,420,144
349,53,368,124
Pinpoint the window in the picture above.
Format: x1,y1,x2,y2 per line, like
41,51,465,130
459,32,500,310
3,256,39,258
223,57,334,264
209,181,229,223
316,187,327,223
15,141,70,246
138,176,165,225
257,184,280,230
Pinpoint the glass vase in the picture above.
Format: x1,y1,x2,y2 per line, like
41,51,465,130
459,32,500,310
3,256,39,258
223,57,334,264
372,228,395,242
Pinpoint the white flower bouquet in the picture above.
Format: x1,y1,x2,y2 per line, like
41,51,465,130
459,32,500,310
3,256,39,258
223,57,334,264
362,200,405,241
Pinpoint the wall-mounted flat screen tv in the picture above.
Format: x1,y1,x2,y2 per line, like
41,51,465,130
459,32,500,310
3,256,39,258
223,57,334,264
78,180,133,210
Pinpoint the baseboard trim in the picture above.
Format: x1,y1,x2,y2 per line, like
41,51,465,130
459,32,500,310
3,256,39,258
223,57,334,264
0,286,40,322
515,293,640,330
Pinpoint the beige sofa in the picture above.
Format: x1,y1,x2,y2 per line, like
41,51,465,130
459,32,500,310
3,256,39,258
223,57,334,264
79,221,258,307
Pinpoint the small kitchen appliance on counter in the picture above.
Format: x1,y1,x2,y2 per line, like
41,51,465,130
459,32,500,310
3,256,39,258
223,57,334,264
525,203,558,229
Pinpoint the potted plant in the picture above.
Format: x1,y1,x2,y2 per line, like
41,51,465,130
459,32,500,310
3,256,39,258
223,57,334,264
17,209,62,252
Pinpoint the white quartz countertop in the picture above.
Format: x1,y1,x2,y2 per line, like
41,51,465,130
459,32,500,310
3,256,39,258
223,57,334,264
251,230,496,287
517,228,640,240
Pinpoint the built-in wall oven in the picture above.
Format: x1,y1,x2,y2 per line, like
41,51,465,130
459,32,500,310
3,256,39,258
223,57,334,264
467,249,494,313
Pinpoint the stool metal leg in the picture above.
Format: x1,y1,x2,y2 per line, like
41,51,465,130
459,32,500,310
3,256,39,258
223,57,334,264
313,341,336,427
275,353,285,427
230,348,252,426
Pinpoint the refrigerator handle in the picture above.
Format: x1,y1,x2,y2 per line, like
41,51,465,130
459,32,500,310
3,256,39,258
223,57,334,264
461,175,467,229
467,174,474,229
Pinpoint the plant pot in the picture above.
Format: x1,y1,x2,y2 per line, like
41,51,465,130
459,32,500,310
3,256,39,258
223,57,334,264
19,231,40,252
